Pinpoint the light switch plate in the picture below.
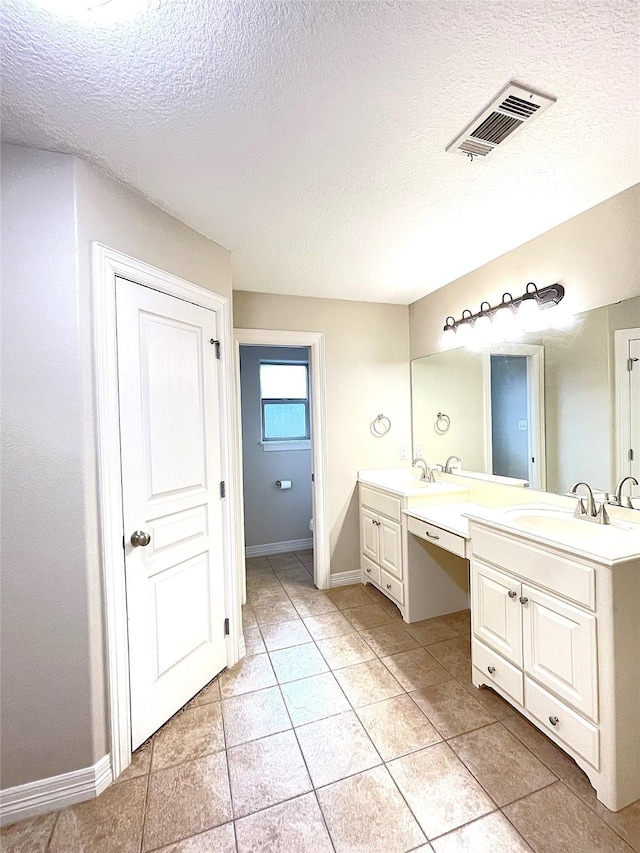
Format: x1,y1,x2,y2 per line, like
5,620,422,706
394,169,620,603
415,445,424,458
400,446,409,460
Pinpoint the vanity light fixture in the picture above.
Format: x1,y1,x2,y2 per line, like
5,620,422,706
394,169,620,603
439,282,566,350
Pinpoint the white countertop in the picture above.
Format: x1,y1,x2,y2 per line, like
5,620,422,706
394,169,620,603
403,502,479,539
463,503,640,566
358,468,468,499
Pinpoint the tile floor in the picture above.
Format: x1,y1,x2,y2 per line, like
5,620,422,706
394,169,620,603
3,549,639,852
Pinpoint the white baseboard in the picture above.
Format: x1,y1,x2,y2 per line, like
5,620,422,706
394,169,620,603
330,570,361,587
245,537,313,558
0,755,112,827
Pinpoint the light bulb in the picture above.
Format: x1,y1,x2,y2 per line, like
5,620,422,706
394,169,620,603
440,326,458,350
517,294,546,333
493,304,518,341
469,313,493,350
456,320,473,346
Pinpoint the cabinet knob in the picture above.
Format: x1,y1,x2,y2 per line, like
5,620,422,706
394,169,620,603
549,715,559,727
386,584,392,590
508,590,517,599
487,665,496,674
366,568,371,574
519,596,529,605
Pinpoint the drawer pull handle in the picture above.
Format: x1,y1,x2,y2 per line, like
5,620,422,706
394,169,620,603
425,531,440,540
487,666,496,675
386,584,392,590
549,715,559,727
519,596,529,605
508,590,517,599
366,568,372,574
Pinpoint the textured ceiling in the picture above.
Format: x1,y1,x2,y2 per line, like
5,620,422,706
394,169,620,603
1,0,638,304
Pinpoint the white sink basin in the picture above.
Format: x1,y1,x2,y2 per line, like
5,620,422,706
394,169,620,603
502,505,640,538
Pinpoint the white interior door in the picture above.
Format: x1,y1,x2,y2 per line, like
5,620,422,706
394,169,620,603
116,276,227,748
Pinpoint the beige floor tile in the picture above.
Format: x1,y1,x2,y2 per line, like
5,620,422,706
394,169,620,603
227,730,312,818
1,812,57,853
296,710,381,787
559,762,640,850
359,623,420,657
280,671,351,726
221,685,291,747
242,603,258,630
334,658,404,707
328,585,373,610
267,552,300,569
152,822,237,852
381,647,451,691
219,653,276,698
438,609,471,636
143,752,232,851
50,776,147,853
246,573,282,592
291,593,338,618
235,793,333,853
317,765,427,853
316,632,376,669
357,694,442,761
260,618,313,651
405,617,459,646
244,626,267,656
431,811,534,852
246,556,271,571
186,677,221,708
152,702,225,770
247,588,289,608
270,642,329,683
277,566,314,584
449,722,556,806
457,677,517,720
411,679,497,739
252,598,299,627
115,738,152,782
387,742,495,839
503,782,632,852
303,611,356,641
342,603,394,631
424,637,472,680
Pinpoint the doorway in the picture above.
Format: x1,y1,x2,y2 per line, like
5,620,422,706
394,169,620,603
615,327,640,489
234,329,330,594
483,344,546,489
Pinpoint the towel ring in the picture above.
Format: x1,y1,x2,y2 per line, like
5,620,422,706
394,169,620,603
371,414,391,437
435,412,451,434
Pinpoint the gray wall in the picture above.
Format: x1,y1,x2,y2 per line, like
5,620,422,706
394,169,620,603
1,144,232,789
239,346,312,549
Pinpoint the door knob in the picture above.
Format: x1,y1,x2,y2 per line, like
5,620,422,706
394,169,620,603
130,530,151,547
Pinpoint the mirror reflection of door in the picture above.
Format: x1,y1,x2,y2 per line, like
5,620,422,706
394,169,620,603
484,343,545,490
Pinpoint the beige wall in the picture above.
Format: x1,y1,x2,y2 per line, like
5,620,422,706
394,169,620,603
1,144,232,789
409,184,640,359
233,292,411,576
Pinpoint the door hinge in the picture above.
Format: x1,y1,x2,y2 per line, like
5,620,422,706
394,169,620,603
220,480,226,498
210,339,221,359
630,448,635,462
224,617,230,636
628,357,638,371
311,473,315,482
122,536,126,550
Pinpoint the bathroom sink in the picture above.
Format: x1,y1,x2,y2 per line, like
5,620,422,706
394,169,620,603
502,505,640,538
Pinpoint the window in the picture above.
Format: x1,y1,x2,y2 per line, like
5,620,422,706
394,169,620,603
259,362,310,444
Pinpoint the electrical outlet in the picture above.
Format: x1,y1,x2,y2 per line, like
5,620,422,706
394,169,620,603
415,445,424,459
399,446,409,460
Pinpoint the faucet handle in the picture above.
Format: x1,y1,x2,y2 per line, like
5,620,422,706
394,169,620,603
573,498,587,519
595,502,610,525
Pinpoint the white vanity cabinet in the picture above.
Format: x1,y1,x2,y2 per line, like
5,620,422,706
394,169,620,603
469,519,640,811
360,486,404,602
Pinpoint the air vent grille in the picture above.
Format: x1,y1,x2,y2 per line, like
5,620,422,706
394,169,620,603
446,82,555,160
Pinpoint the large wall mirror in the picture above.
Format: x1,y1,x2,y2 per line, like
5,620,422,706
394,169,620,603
411,295,640,497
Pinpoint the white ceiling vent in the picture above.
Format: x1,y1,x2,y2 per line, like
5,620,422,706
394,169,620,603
446,82,556,160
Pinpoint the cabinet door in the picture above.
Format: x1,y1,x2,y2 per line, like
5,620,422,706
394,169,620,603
361,508,379,563
472,560,522,666
379,517,403,580
522,585,598,721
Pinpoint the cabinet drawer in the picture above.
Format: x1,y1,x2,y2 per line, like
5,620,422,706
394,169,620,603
380,569,404,604
360,485,402,522
361,554,381,584
471,525,595,610
525,677,599,769
472,638,523,706
407,516,466,558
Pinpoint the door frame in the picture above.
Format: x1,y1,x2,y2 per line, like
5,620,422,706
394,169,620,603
482,343,546,490
233,329,330,592
614,327,640,482
92,243,242,780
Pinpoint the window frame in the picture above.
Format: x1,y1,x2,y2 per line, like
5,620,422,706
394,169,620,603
259,360,311,445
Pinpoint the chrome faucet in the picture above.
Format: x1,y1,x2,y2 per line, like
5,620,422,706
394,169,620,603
570,481,610,525
614,475,639,508
412,458,430,481
444,455,462,473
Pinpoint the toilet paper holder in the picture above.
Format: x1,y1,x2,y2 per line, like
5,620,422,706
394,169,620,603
275,480,292,489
